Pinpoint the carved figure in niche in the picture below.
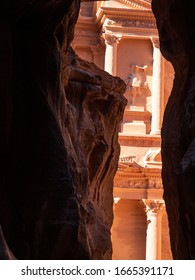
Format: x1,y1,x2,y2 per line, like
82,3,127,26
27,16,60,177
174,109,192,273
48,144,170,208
125,65,148,107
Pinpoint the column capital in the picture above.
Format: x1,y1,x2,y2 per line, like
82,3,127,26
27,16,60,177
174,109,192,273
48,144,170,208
142,199,165,215
143,199,164,260
103,33,120,75
150,37,160,49
103,34,121,46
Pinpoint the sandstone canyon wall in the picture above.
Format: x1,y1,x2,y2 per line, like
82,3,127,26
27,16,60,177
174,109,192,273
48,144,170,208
152,0,195,259
0,1,126,259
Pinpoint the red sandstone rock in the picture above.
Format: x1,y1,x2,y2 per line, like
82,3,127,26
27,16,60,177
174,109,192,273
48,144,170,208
152,0,195,259
0,1,126,259
66,48,126,259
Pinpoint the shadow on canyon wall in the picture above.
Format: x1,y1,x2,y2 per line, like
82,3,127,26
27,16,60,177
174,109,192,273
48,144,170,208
2,0,195,261
0,1,126,259
152,0,195,259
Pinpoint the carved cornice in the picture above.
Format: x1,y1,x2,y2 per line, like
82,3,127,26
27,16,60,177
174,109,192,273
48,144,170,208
118,134,161,148
102,8,154,21
96,7,155,28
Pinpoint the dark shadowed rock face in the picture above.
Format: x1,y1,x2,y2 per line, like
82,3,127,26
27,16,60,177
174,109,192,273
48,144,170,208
152,0,195,259
0,226,16,260
0,1,126,259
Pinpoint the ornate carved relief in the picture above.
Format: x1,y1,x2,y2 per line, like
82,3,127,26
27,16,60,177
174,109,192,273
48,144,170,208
125,64,148,106
107,19,156,29
119,155,136,163
142,199,165,214
103,34,121,46
114,176,162,189
114,164,163,189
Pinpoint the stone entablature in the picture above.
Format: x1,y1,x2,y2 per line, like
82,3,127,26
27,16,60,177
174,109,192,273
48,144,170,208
97,8,155,23
97,8,157,35
118,134,161,147
106,19,156,29
114,166,162,188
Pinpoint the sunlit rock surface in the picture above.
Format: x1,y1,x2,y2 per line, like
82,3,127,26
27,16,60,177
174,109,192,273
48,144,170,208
152,0,195,259
0,1,126,259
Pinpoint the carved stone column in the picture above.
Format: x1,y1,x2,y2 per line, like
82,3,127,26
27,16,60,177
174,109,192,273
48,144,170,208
143,199,165,260
150,37,165,135
104,34,120,76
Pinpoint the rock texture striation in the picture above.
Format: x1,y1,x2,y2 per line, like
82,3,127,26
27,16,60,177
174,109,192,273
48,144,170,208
0,1,126,259
152,0,195,259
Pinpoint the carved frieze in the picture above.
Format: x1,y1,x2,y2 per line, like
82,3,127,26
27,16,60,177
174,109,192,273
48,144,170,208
119,135,161,147
114,165,162,189
107,19,156,29
114,177,162,189
119,155,136,162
